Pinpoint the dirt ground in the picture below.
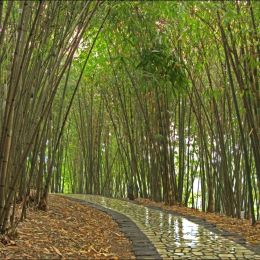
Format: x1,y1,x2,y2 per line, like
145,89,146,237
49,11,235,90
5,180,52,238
0,195,135,259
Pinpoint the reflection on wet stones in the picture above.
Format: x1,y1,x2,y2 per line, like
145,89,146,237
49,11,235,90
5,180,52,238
67,195,260,259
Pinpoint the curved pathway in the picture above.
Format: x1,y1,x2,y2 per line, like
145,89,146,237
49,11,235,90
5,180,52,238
65,194,260,259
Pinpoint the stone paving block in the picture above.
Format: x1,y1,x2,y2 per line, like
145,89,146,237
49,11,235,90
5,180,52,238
219,254,235,258
192,252,204,256
183,248,192,253
201,257,219,260
244,251,257,255
174,252,185,256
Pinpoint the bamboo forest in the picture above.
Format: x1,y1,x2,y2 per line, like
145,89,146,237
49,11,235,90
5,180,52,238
0,1,260,259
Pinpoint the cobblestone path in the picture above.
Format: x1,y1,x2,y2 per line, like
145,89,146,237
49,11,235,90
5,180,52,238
66,194,259,259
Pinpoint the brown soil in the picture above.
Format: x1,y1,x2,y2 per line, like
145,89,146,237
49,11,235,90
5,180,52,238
135,198,260,246
0,195,135,259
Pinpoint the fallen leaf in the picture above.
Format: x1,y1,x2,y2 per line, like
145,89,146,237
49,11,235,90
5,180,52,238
52,246,62,256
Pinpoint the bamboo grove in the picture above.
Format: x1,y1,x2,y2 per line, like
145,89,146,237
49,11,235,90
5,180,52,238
0,1,108,234
0,1,259,234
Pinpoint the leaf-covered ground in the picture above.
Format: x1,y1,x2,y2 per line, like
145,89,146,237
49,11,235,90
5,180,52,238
135,198,260,246
0,195,135,259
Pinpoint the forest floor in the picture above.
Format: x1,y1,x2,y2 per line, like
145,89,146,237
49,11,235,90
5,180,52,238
0,195,135,259
135,198,260,246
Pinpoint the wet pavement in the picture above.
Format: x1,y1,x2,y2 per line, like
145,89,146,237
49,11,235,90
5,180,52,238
65,194,260,259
